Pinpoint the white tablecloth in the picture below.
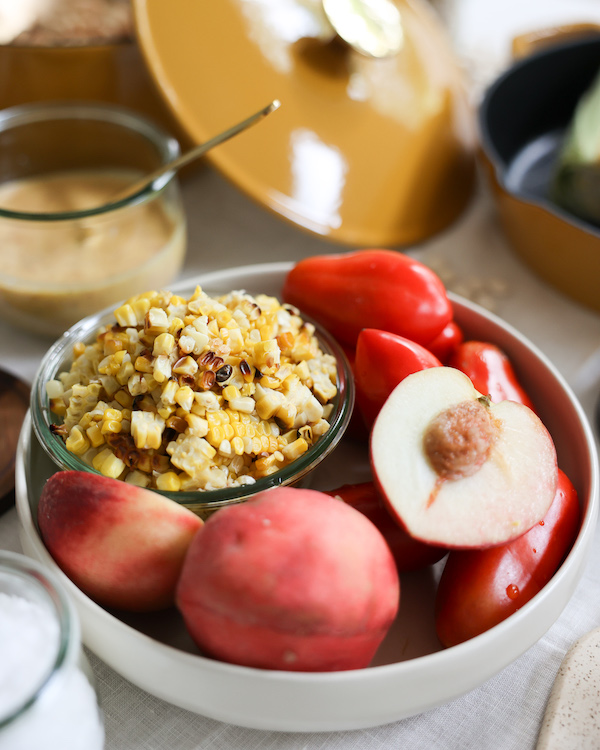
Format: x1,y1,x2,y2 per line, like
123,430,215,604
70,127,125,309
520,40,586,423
3,2,600,747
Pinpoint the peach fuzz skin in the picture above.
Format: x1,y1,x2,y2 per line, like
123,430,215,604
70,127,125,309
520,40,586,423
38,471,203,612
176,487,400,672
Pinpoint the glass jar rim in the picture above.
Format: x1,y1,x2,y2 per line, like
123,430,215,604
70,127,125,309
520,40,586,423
0,100,181,222
0,550,78,728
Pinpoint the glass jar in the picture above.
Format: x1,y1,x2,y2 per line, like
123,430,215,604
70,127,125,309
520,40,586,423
0,101,187,337
0,551,105,750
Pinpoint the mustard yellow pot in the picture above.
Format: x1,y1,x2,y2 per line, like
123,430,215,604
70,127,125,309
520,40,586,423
0,42,186,142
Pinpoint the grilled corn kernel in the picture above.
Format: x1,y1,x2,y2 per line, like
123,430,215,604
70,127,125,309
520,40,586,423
240,382,256,397
228,396,255,413
102,333,127,356
231,436,244,455
46,379,64,400
124,470,150,487
255,389,284,420
227,328,244,352
207,426,225,446
114,303,137,328
101,418,122,435
253,340,280,371
50,400,67,417
116,361,135,385
168,317,184,336
95,450,126,479
312,418,331,436
282,437,309,461
156,471,182,492
85,422,104,448
173,356,198,377
222,385,240,402
277,331,295,352
218,439,233,457
276,402,297,428
134,354,153,373
131,411,165,451
153,332,176,357
145,307,169,334
65,426,90,455
153,355,172,383
175,386,194,412
185,413,209,437
72,342,86,358
86,422,105,447
131,297,151,324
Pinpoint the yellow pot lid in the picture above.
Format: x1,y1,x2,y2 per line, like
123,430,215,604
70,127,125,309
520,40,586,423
133,0,476,247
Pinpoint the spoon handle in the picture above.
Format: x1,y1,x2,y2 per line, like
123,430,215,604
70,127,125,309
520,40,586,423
113,99,281,203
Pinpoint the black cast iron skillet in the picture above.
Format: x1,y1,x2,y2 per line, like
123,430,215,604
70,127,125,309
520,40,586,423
477,33,600,313
479,33,600,212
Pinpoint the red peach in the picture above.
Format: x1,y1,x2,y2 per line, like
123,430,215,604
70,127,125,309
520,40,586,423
176,487,400,672
38,471,203,612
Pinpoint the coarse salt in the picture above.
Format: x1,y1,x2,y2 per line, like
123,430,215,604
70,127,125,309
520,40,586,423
0,591,104,750
0,592,60,721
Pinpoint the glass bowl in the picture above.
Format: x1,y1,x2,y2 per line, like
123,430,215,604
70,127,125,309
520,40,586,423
30,292,354,518
0,101,186,337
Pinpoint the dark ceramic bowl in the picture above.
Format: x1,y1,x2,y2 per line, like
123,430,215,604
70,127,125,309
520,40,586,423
479,33,600,312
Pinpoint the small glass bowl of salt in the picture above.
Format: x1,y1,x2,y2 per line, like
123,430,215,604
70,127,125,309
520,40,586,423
0,550,104,749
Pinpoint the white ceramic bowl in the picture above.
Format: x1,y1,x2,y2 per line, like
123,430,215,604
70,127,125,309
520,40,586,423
15,262,599,732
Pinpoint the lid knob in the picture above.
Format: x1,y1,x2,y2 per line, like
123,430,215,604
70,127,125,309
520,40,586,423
322,0,403,58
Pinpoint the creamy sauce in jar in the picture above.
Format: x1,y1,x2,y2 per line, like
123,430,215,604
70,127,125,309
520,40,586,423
0,169,178,285
0,168,186,336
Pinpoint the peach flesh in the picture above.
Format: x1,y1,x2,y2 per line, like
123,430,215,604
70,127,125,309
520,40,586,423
371,368,558,549
176,487,400,672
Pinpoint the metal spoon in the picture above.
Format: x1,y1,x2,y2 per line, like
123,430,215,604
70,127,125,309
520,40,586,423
0,368,30,514
110,99,281,205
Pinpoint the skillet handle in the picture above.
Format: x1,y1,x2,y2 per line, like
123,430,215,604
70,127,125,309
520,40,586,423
512,22,600,59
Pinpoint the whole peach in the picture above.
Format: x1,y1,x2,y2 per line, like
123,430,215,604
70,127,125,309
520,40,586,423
176,487,400,671
38,471,203,612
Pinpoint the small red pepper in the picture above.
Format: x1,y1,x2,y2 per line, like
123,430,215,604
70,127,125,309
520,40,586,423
282,249,452,347
325,482,447,573
427,320,464,364
354,328,441,429
448,340,535,410
434,468,580,647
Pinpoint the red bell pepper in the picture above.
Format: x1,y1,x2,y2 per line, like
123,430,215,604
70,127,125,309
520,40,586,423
325,482,447,573
434,468,580,647
354,329,441,429
448,340,535,411
282,249,452,347
427,320,464,363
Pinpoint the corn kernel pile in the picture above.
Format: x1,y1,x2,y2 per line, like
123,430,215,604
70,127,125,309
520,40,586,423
47,287,338,492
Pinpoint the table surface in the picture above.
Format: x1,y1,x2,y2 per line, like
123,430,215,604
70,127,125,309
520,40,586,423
3,2,600,748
